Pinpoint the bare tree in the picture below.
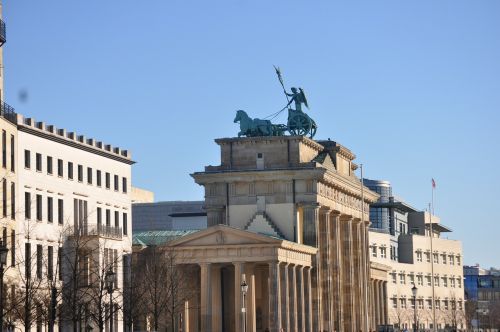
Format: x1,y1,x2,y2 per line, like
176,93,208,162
390,306,410,330
464,299,477,331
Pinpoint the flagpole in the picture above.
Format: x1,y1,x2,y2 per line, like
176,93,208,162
430,180,437,332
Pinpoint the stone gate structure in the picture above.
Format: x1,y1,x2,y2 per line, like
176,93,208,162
184,135,384,332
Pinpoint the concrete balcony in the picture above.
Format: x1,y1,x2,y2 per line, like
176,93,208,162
75,223,123,240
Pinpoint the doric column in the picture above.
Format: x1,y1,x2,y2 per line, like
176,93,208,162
268,261,282,332
299,266,306,332
283,263,290,331
351,218,361,332
290,265,298,332
245,264,256,332
199,263,212,332
319,208,331,331
382,281,388,325
183,300,189,332
353,218,366,331
305,266,313,332
341,214,355,332
331,211,344,331
363,220,371,331
211,265,222,331
373,280,379,326
234,262,244,332
206,206,226,226
301,203,321,332
302,203,320,247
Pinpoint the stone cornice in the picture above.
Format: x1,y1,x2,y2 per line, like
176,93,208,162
215,135,324,152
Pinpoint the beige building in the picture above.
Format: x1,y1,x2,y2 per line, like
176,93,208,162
370,212,465,330
154,135,389,332
14,114,134,331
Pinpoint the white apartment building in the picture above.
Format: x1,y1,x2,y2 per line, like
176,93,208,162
370,212,465,331
14,114,134,331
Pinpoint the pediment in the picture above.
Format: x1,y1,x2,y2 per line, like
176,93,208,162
167,224,282,247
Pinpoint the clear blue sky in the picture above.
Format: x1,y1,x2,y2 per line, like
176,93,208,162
4,1,499,267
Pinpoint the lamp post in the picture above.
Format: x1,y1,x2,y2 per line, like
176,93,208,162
412,284,418,332
241,279,248,332
0,241,9,332
105,269,116,332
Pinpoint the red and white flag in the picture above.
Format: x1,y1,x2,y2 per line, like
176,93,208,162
432,178,436,189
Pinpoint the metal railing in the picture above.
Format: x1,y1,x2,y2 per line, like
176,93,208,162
76,223,123,240
0,19,5,45
0,101,17,124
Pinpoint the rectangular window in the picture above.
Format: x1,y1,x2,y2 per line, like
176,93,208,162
2,130,6,168
399,273,406,284
114,175,119,191
73,199,88,231
48,246,53,279
442,277,448,287
417,275,423,286
106,209,110,226
58,159,63,177
416,251,423,262
36,194,42,221
47,197,53,223
114,211,119,228
78,165,83,182
392,298,397,309
10,230,15,267
37,244,43,279
425,252,431,263
58,247,63,281
58,199,64,225
457,256,461,266
36,153,42,172
25,192,31,219
434,276,440,287
458,278,462,288
426,299,432,309
426,276,432,286
87,167,92,184
2,179,6,217
433,253,439,264
409,274,415,284
449,255,455,265
418,299,424,310
10,135,14,172
105,172,110,189
25,242,31,278
97,207,102,226
47,156,53,175
68,162,73,180
435,300,440,310
380,247,386,258
451,278,456,288
371,246,377,257
400,298,406,309
123,213,128,235
441,254,447,264
97,170,102,187
391,273,397,284
122,177,127,193
10,182,15,220
24,150,31,169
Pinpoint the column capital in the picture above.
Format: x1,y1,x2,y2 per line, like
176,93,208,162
297,202,320,210
319,206,332,214
339,214,353,222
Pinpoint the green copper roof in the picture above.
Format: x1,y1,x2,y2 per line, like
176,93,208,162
132,230,199,246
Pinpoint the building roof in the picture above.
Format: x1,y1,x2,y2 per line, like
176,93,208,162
132,230,199,246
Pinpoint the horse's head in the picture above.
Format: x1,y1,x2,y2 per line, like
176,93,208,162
234,110,246,123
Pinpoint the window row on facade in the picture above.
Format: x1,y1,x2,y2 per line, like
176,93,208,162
1,130,15,172
390,297,463,311
0,179,15,220
23,193,128,236
415,250,461,266
23,150,128,193
24,242,62,281
391,272,463,288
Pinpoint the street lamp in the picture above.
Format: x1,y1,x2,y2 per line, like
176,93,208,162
0,240,9,332
412,284,418,332
241,279,248,332
105,269,116,332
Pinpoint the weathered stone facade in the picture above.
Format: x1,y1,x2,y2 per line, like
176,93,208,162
185,135,383,332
